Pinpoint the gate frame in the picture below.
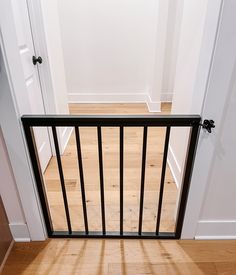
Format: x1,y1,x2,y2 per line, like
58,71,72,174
22,114,200,239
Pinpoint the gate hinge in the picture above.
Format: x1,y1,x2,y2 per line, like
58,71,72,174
200,119,215,133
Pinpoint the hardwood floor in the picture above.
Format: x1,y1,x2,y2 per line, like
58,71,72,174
43,103,177,233
3,239,236,274
3,104,236,274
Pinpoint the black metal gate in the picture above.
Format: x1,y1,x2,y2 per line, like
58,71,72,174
22,115,200,239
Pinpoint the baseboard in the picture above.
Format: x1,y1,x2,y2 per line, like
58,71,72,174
0,240,14,273
68,92,161,112
167,145,181,188
9,223,30,242
195,220,236,239
68,92,147,103
59,127,73,154
160,92,173,102
145,94,161,112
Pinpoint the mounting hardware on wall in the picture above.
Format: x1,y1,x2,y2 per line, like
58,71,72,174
200,119,215,133
32,55,43,65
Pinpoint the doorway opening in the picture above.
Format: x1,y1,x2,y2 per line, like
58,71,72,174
6,0,221,239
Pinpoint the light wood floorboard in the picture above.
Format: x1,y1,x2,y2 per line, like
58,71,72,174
3,239,236,274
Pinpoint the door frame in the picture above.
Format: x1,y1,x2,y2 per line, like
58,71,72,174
24,0,217,240
0,0,231,240
182,0,236,239
0,0,47,240
1,0,71,240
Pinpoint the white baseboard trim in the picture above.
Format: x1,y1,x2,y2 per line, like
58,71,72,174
167,146,181,189
195,220,236,239
146,94,161,112
9,223,30,242
195,235,236,240
68,92,147,103
13,238,31,242
59,127,73,154
0,240,14,273
68,92,161,112
160,92,173,102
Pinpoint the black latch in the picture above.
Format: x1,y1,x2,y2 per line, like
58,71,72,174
32,56,43,65
200,119,215,133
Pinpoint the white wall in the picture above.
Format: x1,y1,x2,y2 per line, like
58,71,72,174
149,0,169,110
56,0,183,110
196,78,236,238
171,0,209,114
161,0,184,102
191,0,236,239
36,0,186,115
169,0,236,239
168,0,220,187
57,0,159,108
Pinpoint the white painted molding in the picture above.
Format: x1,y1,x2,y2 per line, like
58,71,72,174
146,94,161,112
195,220,236,240
195,235,236,240
181,0,229,239
9,223,30,242
167,146,181,188
0,3,46,240
68,92,161,112
68,92,147,103
160,92,173,102
13,238,31,242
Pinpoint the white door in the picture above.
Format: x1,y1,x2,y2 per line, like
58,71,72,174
11,0,51,172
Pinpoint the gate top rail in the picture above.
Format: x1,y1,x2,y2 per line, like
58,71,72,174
21,114,201,127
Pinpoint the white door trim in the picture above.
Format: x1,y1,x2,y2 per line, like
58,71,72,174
181,0,225,239
0,0,46,240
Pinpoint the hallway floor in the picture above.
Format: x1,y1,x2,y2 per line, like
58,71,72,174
43,103,178,233
3,239,236,274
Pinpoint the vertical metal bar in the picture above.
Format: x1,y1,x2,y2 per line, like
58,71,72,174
22,124,53,236
156,126,171,234
75,127,89,234
97,126,106,234
52,126,72,234
120,126,124,235
175,124,200,238
138,126,148,235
